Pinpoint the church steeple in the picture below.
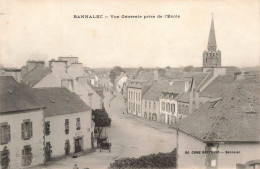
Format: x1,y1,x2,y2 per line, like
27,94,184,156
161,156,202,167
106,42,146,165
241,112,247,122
203,14,221,68
207,14,217,51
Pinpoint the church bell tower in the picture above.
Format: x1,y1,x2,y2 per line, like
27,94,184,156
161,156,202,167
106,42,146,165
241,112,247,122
203,15,221,67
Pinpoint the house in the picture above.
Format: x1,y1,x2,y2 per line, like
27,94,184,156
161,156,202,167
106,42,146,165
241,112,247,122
175,76,260,169
142,80,170,121
0,76,45,169
127,81,151,117
30,87,94,161
22,58,104,110
159,80,193,124
115,72,128,94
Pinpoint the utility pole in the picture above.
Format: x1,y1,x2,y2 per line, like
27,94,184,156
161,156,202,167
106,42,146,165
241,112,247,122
176,114,182,169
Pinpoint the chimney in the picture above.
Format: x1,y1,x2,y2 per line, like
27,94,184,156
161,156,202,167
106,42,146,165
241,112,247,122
58,56,79,67
153,68,159,81
1,68,22,83
194,90,200,110
67,63,83,78
184,81,190,93
27,60,45,71
189,78,195,114
61,79,74,92
49,60,67,73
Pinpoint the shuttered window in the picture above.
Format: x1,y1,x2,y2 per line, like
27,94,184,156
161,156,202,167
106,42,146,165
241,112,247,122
65,119,69,134
22,145,32,166
0,123,11,144
21,120,33,140
0,146,10,168
76,118,81,130
44,121,50,136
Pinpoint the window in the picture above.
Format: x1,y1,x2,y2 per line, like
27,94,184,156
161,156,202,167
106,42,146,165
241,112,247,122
171,104,175,113
76,118,81,130
64,140,70,155
211,159,216,167
22,145,32,166
21,120,32,140
44,121,50,136
0,146,10,169
65,119,69,134
162,102,165,111
166,103,170,112
0,123,10,145
149,102,151,109
145,101,147,108
128,91,130,99
153,102,156,110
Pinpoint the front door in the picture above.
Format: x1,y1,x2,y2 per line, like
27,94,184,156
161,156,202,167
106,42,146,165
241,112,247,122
75,138,82,153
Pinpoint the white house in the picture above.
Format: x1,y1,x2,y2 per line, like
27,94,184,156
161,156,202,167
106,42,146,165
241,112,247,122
22,58,104,110
115,72,128,94
30,87,94,160
0,76,45,169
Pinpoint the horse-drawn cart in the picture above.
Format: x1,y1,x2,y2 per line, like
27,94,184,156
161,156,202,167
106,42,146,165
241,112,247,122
97,136,112,153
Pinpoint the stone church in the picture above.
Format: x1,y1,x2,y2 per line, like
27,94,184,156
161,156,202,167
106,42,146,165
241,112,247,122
203,16,221,67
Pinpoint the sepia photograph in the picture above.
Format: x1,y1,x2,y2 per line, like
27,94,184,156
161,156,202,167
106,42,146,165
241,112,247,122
0,0,259,168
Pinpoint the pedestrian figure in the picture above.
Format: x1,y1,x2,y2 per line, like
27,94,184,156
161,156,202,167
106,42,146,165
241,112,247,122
73,164,79,169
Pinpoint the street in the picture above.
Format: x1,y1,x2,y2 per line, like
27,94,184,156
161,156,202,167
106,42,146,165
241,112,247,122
37,92,176,169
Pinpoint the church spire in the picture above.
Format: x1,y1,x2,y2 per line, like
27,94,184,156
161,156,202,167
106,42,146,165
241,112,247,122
207,14,217,51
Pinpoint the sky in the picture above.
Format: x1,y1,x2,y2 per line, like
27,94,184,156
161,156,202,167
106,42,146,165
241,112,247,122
0,0,259,68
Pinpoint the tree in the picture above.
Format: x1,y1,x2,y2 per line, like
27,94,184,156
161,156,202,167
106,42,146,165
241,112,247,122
109,66,126,86
92,109,112,136
183,65,193,72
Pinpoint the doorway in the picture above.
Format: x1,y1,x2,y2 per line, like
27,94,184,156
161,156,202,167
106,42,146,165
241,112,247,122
74,137,83,153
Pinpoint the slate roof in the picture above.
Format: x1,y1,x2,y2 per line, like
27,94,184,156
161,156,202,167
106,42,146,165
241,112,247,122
136,72,154,83
22,67,51,86
87,81,104,98
182,72,209,89
176,92,190,103
165,81,186,93
0,76,44,114
0,76,28,90
142,80,170,101
30,87,91,117
200,75,235,98
175,77,260,143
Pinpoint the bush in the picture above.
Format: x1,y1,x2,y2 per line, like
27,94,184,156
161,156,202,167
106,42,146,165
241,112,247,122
110,149,176,169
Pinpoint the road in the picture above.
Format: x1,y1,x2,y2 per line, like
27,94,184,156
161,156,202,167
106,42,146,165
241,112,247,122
37,92,176,169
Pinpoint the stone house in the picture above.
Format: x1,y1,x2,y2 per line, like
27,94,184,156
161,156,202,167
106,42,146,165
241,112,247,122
142,80,170,121
30,87,94,160
0,76,45,169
